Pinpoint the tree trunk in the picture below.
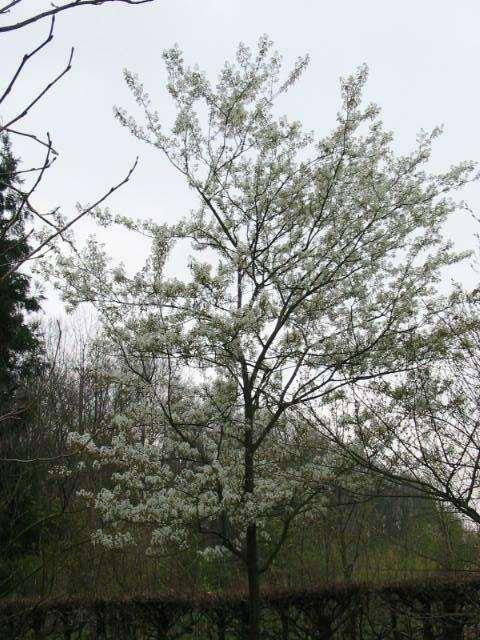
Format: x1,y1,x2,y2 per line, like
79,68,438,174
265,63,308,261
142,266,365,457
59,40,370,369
244,423,261,640
246,522,261,639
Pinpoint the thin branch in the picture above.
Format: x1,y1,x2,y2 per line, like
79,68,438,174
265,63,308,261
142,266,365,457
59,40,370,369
1,157,139,279
0,16,55,106
0,0,154,33
1,47,75,133
4,127,59,154
0,1,22,18
0,453,74,463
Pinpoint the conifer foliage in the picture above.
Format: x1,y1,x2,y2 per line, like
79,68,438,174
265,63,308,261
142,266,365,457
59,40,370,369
0,136,44,597
0,135,40,397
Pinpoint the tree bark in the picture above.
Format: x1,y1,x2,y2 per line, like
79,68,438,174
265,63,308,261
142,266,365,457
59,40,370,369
244,422,261,640
246,522,261,640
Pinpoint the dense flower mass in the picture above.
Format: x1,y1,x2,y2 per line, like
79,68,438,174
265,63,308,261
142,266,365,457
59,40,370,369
70,384,332,555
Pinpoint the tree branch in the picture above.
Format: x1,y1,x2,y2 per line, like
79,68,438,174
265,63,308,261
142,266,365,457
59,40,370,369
0,0,154,33
1,157,139,279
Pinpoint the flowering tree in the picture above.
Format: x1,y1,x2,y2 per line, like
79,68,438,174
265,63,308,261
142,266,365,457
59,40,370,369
321,297,480,530
58,38,476,638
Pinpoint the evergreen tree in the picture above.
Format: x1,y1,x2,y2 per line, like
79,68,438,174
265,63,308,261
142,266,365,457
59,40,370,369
0,134,41,399
0,135,45,596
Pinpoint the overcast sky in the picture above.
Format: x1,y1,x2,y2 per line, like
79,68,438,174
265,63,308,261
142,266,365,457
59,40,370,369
2,0,480,314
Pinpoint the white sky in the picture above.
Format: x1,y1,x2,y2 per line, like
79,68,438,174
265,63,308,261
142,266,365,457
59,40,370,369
1,0,480,315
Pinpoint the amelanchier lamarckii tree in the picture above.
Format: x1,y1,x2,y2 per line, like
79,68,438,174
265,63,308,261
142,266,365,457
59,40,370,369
58,38,477,638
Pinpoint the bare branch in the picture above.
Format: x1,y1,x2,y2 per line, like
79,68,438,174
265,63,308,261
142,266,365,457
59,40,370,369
1,157,139,280
0,16,55,106
1,47,75,133
0,0,154,33
2,127,58,154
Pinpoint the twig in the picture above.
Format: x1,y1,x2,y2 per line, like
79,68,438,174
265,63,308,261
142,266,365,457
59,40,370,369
1,157,139,279
0,16,55,106
0,0,154,33
1,47,75,132
4,127,59,154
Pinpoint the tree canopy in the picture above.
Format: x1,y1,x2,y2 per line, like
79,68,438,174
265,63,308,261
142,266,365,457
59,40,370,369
55,37,478,638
